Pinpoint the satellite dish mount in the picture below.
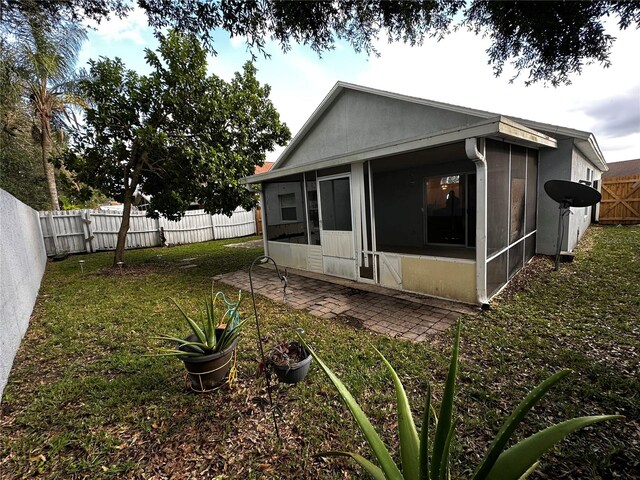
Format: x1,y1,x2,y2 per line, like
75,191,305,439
544,180,601,271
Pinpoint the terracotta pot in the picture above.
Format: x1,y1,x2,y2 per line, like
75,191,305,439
180,333,238,392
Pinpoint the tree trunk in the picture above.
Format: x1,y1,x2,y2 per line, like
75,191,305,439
113,151,146,266
40,116,60,210
114,190,132,265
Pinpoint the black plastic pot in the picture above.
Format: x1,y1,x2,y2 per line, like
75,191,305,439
179,333,238,392
269,342,312,384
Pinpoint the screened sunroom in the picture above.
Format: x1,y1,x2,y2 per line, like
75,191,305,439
244,82,605,304
257,136,540,304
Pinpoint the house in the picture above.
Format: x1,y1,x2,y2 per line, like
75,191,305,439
243,83,607,305
255,162,275,175
601,158,640,178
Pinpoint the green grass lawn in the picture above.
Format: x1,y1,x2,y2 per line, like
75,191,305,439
1,227,638,479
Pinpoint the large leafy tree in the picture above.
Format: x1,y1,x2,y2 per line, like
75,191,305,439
65,31,290,265
3,0,639,85
2,4,87,210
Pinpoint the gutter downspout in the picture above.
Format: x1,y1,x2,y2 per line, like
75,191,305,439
259,187,269,256
465,138,489,306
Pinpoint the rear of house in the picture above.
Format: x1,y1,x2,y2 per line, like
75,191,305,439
244,83,607,305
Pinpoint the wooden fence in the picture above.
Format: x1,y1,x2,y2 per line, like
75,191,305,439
39,207,257,255
599,175,640,225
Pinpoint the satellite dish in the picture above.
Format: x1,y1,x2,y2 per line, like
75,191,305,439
544,180,601,208
544,180,602,270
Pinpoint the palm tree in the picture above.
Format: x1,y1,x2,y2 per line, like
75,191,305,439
12,8,86,210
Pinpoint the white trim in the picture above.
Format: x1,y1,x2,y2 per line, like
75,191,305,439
466,137,488,305
368,161,378,282
351,162,364,274
506,144,512,281
302,172,311,245
366,250,476,265
259,190,269,256
486,230,536,263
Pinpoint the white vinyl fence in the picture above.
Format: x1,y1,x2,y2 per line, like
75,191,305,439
39,207,257,256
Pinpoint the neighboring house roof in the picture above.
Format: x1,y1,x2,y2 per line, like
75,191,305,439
602,159,640,178
255,162,274,175
244,82,607,183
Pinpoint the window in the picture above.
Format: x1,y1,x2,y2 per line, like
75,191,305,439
425,175,466,245
264,179,308,244
279,193,297,221
584,168,593,217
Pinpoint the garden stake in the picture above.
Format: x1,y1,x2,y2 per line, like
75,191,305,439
249,255,288,440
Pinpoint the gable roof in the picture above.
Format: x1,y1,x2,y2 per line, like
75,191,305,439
246,82,606,183
269,82,495,172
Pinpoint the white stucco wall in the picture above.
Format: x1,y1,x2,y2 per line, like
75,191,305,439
0,189,47,401
537,140,605,255
280,89,485,169
567,147,601,252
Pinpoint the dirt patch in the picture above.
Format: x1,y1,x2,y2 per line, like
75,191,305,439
225,239,264,249
95,262,171,278
576,225,598,253
492,255,554,304
339,314,366,330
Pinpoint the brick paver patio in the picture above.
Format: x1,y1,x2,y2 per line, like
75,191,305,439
214,266,479,342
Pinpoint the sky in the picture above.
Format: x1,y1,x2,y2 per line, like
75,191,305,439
78,8,640,165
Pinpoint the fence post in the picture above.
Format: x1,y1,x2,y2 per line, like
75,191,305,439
47,211,60,255
211,213,217,240
254,207,260,235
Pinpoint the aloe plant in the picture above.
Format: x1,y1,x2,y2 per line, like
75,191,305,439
156,289,246,357
297,323,622,480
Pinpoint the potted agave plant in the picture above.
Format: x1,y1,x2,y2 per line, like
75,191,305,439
157,289,246,392
267,340,312,384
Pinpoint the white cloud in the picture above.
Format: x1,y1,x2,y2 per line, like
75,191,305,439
345,23,640,163
229,35,248,49
85,7,150,45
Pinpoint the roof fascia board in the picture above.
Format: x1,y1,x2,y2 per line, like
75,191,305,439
243,117,556,184
574,135,608,172
498,117,557,148
513,117,591,140
519,118,607,170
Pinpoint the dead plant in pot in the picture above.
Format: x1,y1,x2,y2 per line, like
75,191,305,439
267,340,312,384
156,289,246,392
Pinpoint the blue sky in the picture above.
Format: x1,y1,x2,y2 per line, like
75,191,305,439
78,8,640,164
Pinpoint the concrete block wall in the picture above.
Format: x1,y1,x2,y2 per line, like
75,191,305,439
0,189,47,401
